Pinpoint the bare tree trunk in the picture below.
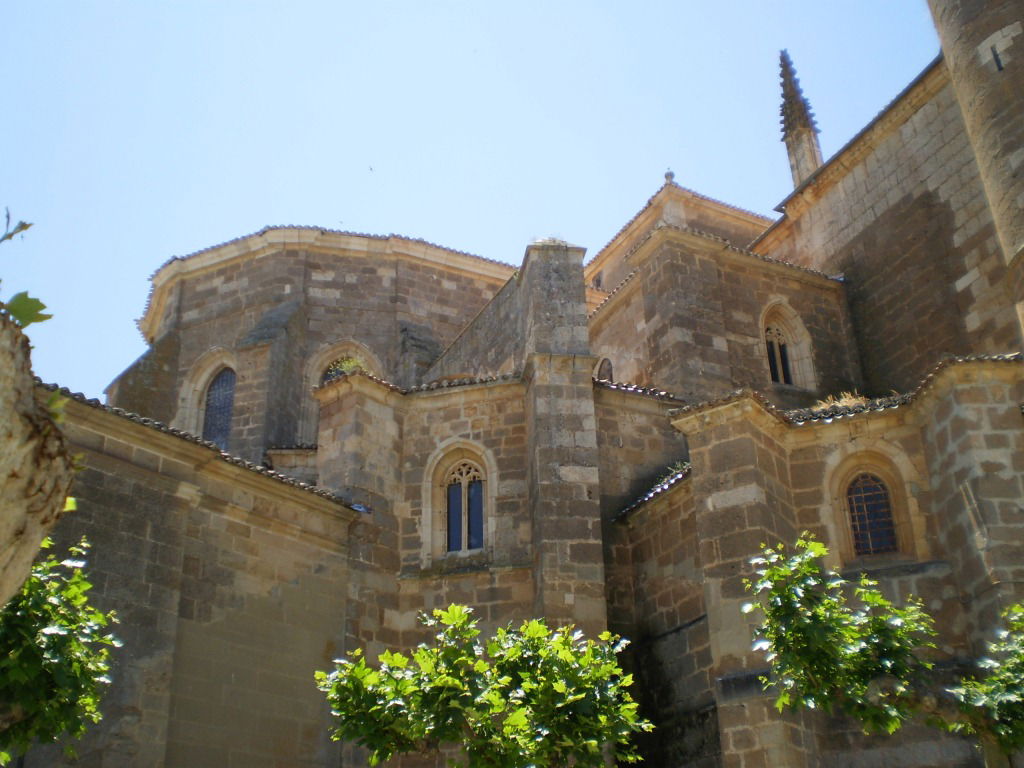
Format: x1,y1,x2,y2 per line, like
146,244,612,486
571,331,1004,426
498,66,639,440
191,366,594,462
0,310,75,606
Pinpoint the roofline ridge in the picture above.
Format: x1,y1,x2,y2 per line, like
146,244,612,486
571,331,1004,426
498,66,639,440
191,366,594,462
36,380,351,506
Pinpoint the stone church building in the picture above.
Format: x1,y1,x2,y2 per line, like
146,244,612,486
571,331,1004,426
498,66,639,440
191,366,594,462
28,2,1024,766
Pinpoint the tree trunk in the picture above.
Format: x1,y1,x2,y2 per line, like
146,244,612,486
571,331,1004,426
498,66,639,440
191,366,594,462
0,310,75,606
981,734,1011,768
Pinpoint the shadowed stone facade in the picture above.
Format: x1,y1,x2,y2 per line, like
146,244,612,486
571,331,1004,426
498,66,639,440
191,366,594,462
27,4,1024,766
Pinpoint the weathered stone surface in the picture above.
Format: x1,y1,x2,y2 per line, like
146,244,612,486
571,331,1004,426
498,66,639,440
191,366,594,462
0,311,75,606
25,7,1024,765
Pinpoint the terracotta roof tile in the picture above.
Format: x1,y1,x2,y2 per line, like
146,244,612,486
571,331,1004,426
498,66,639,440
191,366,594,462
614,463,692,522
38,381,349,506
316,369,520,396
588,270,638,319
593,378,685,402
671,353,1022,426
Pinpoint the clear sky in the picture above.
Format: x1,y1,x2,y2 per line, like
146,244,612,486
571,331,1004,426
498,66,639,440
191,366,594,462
4,1,939,400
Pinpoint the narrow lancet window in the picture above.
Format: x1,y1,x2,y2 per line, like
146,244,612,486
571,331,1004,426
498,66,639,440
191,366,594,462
765,326,793,385
202,368,236,451
445,461,485,552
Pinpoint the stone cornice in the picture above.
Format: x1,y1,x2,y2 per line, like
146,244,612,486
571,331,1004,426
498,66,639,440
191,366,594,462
584,182,774,281
140,228,516,342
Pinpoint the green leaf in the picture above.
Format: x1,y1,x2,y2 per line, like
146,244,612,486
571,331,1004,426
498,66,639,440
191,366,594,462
6,291,52,327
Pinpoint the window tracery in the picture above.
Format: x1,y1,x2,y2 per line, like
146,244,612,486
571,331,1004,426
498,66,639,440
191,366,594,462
444,461,484,552
765,326,793,385
760,302,815,391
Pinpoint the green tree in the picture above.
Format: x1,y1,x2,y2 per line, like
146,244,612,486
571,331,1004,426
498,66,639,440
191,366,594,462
1,209,76,607
744,535,1024,767
315,604,652,767
0,537,120,765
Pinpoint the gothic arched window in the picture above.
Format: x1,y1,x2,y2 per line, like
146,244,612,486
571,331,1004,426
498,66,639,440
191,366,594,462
596,358,614,382
765,325,793,385
761,302,815,390
202,368,236,451
846,473,898,556
445,461,484,552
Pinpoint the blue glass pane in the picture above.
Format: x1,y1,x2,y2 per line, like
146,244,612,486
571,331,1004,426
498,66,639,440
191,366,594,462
202,368,236,451
467,480,483,550
447,483,462,552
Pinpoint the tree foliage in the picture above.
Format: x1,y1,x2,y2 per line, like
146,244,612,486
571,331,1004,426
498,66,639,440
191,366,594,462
948,603,1024,754
744,535,1024,763
0,538,120,765
315,604,652,767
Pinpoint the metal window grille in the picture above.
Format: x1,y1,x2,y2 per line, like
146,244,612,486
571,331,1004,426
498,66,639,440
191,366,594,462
846,473,898,556
202,368,236,451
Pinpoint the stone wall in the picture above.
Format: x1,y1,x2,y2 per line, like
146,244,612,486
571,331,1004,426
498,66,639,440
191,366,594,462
666,357,1024,767
589,228,860,405
915,358,1024,650
608,481,720,767
31,393,356,768
756,63,1021,393
424,273,522,380
593,384,690,517
109,237,513,463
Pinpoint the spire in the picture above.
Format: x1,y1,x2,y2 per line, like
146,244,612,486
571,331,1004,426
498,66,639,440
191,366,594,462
779,50,818,139
778,50,823,187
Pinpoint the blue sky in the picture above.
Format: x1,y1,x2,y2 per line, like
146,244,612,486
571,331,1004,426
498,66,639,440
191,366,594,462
4,2,939,400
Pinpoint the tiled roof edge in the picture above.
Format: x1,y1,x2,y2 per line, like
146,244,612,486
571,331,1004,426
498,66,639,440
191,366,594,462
588,270,639,319
316,370,521,396
38,381,349,506
138,227,517,339
593,378,686,403
613,463,692,522
150,226,514,279
588,226,838,322
588,182,774,269
671,353,1022,426
785,352,1022,425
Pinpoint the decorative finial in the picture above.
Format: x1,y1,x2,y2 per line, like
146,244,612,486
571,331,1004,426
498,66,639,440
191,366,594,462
664,169,675,184
779,49,818,139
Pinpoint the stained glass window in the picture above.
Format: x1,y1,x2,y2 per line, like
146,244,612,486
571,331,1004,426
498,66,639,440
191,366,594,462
202,368,236,451
846,473,898,556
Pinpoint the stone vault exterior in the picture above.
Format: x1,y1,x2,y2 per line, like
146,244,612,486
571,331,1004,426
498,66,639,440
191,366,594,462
25,3,1024,766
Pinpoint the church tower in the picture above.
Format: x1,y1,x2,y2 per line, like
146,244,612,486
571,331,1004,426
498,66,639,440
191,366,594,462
927,0,1024,338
